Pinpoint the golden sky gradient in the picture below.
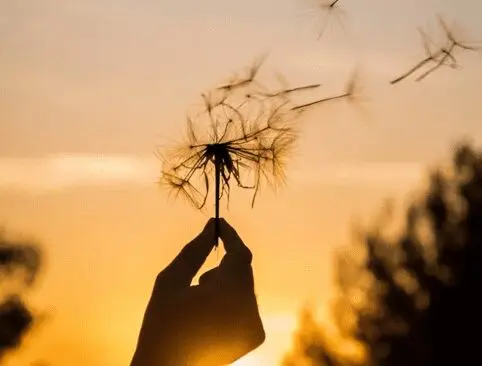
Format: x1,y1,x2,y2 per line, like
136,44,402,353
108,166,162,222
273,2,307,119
1,0,482,364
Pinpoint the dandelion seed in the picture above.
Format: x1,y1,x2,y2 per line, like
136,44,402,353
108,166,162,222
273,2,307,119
391,15,481,84
303,0,346,41
291,69,361,112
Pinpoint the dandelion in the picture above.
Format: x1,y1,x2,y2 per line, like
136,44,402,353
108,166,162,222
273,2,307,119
391,15,481,84
159,58,324,245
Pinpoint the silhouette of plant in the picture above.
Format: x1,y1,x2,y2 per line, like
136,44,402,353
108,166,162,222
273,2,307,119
391,15,481,84
0,233,41,287
0,232,42,361
283,141,482,365
159,57,357,244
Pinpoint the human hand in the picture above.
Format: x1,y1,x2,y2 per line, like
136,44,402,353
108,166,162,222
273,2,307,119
130,218,265,366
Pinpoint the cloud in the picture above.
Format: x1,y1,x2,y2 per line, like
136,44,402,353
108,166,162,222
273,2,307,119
0,155,424,194
0,154,159,193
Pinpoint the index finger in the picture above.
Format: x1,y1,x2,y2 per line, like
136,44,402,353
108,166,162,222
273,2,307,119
157,218,216,290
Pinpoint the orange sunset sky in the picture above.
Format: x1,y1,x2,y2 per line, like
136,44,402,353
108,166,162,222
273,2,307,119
1,0,482,365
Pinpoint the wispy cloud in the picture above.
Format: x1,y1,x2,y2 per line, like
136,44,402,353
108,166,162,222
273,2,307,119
0,154,424,194
0,154,159,193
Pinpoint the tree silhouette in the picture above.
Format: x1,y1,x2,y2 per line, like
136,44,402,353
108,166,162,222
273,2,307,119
0,231,42,361
283,141,482,365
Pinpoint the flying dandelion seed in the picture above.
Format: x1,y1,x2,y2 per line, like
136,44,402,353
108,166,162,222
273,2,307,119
159,58,326,245
391,15,481,84
291,69,362,113
300,0,346,41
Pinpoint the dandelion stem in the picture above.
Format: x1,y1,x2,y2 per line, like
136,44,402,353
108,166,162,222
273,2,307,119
214,153,221,247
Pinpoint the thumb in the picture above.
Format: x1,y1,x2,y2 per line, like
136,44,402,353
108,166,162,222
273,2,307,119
218,218,252,264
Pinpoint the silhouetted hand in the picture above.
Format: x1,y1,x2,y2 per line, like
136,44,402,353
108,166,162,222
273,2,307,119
130,218,265,366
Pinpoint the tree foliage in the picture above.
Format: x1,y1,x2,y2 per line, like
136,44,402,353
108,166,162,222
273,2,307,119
0,232,42,361
284,142,482,365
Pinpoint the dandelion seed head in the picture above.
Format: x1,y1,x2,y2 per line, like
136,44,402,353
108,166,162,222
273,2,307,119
159,58,321,211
